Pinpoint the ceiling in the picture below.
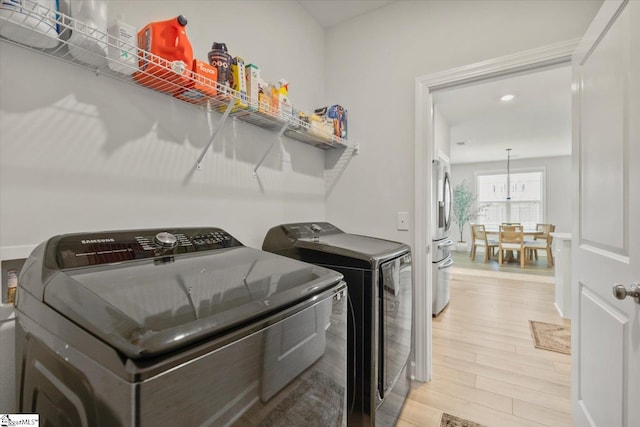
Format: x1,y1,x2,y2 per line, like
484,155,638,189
297,0,395,28
433,65,572,165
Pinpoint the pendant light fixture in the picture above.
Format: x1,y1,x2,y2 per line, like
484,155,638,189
506,148,512,200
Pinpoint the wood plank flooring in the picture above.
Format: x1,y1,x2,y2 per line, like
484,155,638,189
451,250,554,277
397,269,572,427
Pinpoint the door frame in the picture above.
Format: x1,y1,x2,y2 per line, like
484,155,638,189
413,39,579,381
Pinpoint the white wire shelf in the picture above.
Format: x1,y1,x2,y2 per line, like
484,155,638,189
0,0,352,152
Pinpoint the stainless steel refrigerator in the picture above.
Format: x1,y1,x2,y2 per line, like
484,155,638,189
432,157,454,316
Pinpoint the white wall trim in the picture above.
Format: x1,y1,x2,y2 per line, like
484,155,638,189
572,0,625,65
417,38,580,91
413,77,433,382
413,39,577,382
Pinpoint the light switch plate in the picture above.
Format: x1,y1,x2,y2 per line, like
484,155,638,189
397,212,409,231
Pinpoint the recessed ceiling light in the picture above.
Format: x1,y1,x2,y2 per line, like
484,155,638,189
500,94,515,102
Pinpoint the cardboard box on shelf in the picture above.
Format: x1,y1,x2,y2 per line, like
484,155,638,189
313,105,348,139
230,56,248,109
246,64,260,111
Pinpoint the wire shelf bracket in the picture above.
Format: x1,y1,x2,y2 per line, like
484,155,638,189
195,98,235,170
253,122,288,176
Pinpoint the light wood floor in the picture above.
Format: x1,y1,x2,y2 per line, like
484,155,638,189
451,250,554,278
397,269,573,427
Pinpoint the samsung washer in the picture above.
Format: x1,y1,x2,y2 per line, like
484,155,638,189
15,227,347,427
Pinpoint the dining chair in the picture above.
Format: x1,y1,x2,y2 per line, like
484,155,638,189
498,225,526,268
470,224,498,262
532,224,555,257
525,224,556,267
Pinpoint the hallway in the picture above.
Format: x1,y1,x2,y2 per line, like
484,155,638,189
398,269,572,426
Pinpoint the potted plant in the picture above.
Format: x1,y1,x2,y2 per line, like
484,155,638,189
452,180,481,252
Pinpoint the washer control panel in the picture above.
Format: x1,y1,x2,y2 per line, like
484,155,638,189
49,227,243,269
281,222,343,239
153,232,179,249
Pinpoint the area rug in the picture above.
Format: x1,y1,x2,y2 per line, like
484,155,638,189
440,412,487,427
529,320,571,354
257,370,344,427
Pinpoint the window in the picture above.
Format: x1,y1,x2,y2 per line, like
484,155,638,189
476,170,544,229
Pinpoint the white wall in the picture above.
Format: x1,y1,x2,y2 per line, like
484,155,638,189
0,0,602,412
451,156,572,243
434,106,450,160
324,0,601,246
0,0,327,412
0,0,327,258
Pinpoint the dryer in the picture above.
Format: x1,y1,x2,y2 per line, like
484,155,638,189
263,222,412,427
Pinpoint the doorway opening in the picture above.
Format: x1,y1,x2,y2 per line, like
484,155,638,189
432,64,570,280
412,38,578,383
406,39,579,427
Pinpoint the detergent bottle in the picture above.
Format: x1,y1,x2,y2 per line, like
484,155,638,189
258,78,272,114
134,15,193,94
276,79,292,119
207,42,232,97
67,0,108,66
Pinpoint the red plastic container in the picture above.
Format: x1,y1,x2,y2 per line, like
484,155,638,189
134,15,194,94
174,60,218,105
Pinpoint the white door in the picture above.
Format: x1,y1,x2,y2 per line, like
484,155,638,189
571,1,639,426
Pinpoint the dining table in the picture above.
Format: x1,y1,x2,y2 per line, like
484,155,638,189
483,227,544,264
484,228,543,238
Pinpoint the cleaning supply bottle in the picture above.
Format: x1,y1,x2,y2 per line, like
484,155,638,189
107,14,137,75
0,0,59,48
276,79,292,119
269,83,279,116
207,42,232,97
134,15,193,94
6,270,17,305
258,78,271,114
67,0,108,66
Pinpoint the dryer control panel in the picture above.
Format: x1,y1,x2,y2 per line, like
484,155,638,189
47,227,243,269
280,222,343,239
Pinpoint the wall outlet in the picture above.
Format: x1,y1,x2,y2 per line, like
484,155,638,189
397,212,409,231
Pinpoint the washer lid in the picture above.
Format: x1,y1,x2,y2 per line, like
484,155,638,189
42,246,342,359
262,223,411,269
295,234,410,269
